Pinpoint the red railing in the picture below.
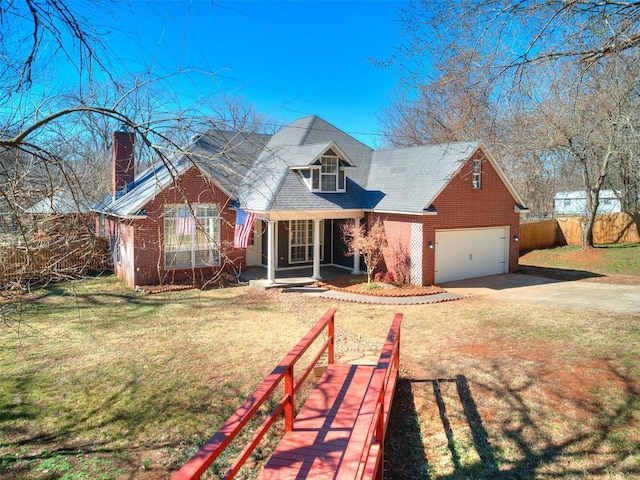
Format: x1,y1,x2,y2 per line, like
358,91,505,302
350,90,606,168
172,308,337,480
342,312,403,480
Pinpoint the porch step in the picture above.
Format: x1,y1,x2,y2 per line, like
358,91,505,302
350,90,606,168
248,278,317,290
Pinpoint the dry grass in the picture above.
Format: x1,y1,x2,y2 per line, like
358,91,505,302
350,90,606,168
520,243,640,282
380,299,640,479
1,265,639,479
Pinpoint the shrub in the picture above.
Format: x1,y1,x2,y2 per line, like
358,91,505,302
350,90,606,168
374,271,395,283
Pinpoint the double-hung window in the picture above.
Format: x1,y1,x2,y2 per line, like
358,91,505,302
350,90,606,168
472,160,482,189
164,204,220,269
321,156,338,191
289,220,324,263
309,155,345,192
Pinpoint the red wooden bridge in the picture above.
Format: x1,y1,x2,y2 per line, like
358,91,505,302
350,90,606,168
172,308,402,480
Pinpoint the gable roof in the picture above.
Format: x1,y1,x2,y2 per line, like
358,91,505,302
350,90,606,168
95,115,525,218
239,116,373,212
94,129,270,218
367,142,481,213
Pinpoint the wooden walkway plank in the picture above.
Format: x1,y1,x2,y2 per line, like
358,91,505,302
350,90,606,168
259,364,379,479
172,310,402,480
295,365,375,427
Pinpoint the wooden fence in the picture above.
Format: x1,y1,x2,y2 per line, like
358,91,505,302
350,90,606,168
520,212,640,251
519,219,560,251
0,236,109,286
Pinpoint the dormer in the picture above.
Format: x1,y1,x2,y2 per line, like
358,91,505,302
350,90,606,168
292,143,354,193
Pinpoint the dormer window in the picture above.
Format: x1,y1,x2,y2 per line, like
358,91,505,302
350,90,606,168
321,156,338,191
294,144,352,193
308,155,347,193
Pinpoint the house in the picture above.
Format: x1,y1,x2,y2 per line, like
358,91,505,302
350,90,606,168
25,189,95,241
94,116,526,288
554,190,622,216
26,189,93,215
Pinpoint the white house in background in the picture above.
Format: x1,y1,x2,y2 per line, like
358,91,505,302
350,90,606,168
25,189,93,215
554,190,621,216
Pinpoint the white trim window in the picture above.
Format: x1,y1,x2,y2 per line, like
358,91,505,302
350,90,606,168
472,160,482,189
310,155,346,193
164,204,220,269
321,156,338,191
289,220,324,263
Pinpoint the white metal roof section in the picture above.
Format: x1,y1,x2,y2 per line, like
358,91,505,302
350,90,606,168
554,189,619,200
26,189,93,215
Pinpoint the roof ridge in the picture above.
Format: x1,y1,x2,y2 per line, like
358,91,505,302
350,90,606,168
298,115,318,145
375,140,480,153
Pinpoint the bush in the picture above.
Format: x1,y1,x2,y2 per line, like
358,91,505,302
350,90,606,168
374,271,395,284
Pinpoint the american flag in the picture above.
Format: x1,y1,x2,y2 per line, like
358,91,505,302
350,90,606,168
234,208,255,248
176,207,196,235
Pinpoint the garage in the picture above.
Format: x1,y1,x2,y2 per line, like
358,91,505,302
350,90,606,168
435,227,509,283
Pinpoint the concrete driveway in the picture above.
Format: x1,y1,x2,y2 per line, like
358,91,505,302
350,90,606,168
442,273,640,315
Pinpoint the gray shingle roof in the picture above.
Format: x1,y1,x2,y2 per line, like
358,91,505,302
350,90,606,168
94,129,269,217
367,142,480,213
94,115,522,218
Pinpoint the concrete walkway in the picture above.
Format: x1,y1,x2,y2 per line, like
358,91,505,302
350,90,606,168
242,266,466,305
442,273,640,315
284,286,466,305
284,273,639,314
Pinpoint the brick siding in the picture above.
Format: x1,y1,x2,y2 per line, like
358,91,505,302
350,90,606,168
108,167,245,287
424,150,520,284
373,149,520,286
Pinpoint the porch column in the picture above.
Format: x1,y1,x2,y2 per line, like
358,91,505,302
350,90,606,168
312,218,322,280
267,220,276,285
351,217,362,274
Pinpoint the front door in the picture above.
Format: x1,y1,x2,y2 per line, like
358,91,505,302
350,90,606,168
245,220,263,266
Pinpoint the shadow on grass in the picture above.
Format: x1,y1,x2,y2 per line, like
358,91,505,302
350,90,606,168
519,264,606,282
386,376,497,479
386,365,640,479
385,377,431,479
1,273,241,335
0,362,251,478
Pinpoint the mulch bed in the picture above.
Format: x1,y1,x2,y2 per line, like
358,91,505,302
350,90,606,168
314,276,445,297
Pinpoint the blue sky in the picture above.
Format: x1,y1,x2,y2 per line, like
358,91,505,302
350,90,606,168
108,1,406,146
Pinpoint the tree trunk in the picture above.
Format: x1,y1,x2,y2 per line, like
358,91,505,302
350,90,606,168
581,212,595,249
581,187,599,249
580,144,612,250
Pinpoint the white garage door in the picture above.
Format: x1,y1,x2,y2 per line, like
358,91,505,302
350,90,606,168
435,227,509,283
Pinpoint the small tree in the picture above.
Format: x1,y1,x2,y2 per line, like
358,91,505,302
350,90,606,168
341,218,388,283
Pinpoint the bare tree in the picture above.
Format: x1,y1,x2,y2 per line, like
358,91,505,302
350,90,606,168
511,56,640,246
381,49,497,146
395,0,640,75
0,1,280,289
341,218,388,283
383,0,640,246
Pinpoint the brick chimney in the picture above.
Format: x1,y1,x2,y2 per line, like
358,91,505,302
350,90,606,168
112,128,136,197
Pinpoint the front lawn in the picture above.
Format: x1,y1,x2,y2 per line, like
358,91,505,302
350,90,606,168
520,243,640,279
1,263,638,479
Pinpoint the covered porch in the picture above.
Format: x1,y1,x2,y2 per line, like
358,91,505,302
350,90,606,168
239,265,358,289
248,212,365,286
